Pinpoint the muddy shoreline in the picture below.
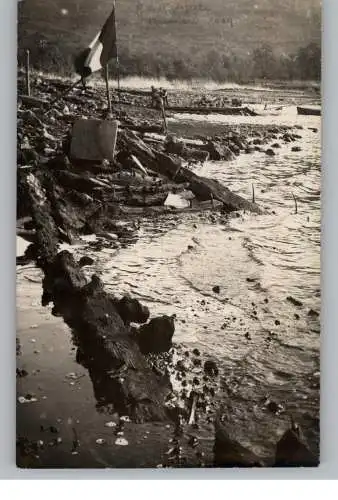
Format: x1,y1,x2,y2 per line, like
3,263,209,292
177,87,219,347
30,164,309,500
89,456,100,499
17,75,320,468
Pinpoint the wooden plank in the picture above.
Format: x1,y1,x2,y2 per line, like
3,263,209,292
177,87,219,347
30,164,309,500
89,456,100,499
19,95,48,107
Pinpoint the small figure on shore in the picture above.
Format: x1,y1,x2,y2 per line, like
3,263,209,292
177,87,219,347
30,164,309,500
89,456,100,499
161,88,169,107
151,86,161,108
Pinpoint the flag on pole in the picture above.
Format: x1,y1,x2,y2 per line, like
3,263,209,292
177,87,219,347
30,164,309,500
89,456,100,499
74,4,117,78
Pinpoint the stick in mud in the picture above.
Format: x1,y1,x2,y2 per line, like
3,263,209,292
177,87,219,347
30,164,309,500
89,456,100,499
25,49,31,96
161,101,168,134
188,391,199,425
252,183,255,204
292,193,298,214
104,64,112,115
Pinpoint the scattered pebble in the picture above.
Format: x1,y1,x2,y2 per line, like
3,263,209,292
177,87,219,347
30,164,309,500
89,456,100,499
115,437,129,446
287,296,303,307
16,368,28,378
267,401,279,413
18,395,37,404
104,421,117,428
95,438,106,445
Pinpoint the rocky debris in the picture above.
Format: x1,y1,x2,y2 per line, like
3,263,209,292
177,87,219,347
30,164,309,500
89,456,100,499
286,296,303,307
16,368,28,378
212,285,220,293
137,315,175,355
22,182,173,422
308,309,319,318
274,423,318,467
43,251,171,421
204,360,219,377
291,146,302,152
118,130,262,214
214,419,263,467
78,255,94,267
231,98,242,107
205,140,234,161
265,148,276,156
18,124,261,253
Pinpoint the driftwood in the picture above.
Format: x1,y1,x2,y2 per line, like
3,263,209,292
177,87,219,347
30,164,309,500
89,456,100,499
118,130,262,213
19,94,49,108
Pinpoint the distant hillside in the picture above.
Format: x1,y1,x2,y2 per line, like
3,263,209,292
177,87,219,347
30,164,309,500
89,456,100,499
18,0,321,81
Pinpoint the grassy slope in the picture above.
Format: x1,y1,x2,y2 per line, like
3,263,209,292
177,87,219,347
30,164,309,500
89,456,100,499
19,0,321,58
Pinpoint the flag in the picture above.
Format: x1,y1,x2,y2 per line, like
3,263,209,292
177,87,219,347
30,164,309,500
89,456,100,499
74,4,117,78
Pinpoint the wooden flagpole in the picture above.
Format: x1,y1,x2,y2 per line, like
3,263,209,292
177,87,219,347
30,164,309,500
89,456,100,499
114,1,121,101
116,56,121,94
104,64,112,115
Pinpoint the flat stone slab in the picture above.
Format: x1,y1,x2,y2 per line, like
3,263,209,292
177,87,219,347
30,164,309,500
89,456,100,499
70,119,118,162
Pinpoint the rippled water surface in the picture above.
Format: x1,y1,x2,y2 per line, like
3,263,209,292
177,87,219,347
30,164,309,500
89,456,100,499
96,111,321,452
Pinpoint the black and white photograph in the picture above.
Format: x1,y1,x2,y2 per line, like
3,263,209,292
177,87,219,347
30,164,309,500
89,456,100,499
16,0,321,469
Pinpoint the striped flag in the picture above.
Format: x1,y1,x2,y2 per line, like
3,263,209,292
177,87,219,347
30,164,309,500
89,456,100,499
74,4,117,78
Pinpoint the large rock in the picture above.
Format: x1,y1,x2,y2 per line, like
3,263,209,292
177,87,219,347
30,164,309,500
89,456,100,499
113,295,150,325
274,423,318,467
137,315,175,354
206,141,234,161
214,420,263,467
204,360,219,377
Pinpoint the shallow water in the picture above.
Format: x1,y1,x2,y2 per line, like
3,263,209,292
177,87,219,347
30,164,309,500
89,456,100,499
17,110,321,465
95,112,321,453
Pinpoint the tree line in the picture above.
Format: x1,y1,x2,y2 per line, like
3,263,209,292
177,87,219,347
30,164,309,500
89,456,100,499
18,34,321,83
